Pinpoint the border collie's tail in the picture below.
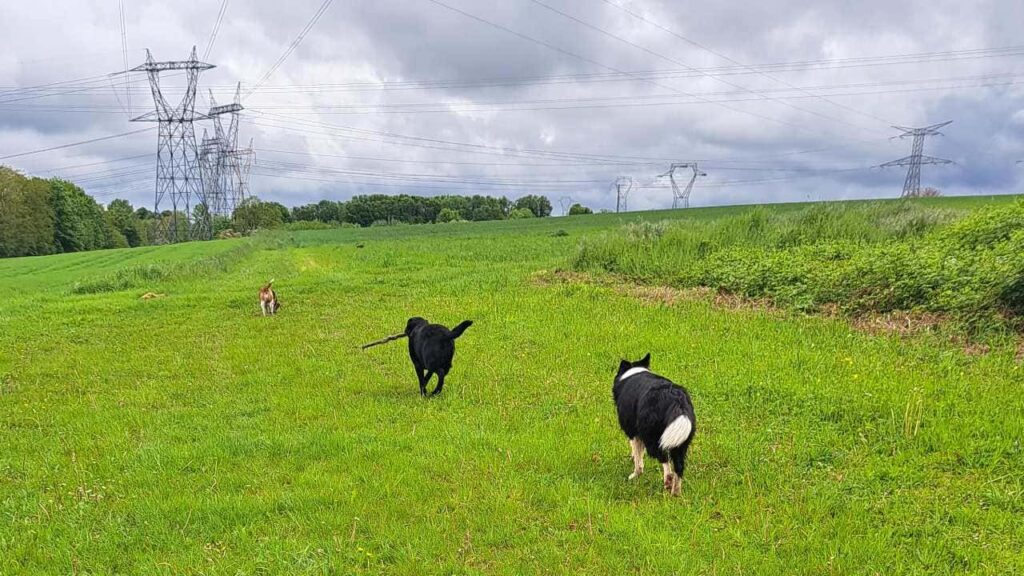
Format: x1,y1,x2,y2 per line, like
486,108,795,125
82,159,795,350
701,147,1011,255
449,320,473,339
262,279,275,291
659,408,693,451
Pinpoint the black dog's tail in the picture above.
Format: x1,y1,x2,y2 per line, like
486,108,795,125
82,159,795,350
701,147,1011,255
449,320,473,339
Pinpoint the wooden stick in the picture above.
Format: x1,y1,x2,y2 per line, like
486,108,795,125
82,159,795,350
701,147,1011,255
360,333,406,350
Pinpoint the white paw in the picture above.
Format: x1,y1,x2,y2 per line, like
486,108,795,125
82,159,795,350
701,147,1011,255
628,470,642,480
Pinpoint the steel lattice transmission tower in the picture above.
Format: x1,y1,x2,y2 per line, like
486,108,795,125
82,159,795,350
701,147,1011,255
558,196,573,216
659,162,706,209
613,177,633,213
201,83,253,219
880,121,953,198
130,47,214,243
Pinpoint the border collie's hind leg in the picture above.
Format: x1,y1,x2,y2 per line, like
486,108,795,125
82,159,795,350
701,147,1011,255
661,461,676,494
429,369,446,396
628,438,645,480
667,440,691,496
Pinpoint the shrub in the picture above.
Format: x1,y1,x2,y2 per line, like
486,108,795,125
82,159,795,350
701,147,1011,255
509,208,535,219
436,208,462,223
572,200,1024,337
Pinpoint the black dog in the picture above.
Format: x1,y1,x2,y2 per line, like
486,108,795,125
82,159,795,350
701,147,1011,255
405,317,473,396
613,353,696,496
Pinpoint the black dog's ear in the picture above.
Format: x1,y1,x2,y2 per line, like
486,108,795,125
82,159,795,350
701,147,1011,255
638,353,651,367
618,359,631,375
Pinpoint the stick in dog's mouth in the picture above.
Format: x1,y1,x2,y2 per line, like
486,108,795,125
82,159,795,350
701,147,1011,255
360,333,407,350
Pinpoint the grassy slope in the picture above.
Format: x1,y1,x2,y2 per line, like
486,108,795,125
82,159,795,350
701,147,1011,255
1,198,1022,575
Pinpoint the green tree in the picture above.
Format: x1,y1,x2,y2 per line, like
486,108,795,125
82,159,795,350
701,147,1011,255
568,203,593,215
108,199,142,247
514,195,552,217
0,167,57,257
50,178,112,252
436,207,462,222
232,197,285,234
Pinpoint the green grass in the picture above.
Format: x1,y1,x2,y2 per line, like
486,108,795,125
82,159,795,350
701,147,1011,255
573,198,1024,341
1,198,1023,574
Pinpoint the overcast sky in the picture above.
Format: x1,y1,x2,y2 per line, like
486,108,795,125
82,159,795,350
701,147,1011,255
1,0,1023,212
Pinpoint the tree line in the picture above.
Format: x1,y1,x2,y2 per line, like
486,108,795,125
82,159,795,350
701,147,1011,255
0,166,158,258
1,165,594,259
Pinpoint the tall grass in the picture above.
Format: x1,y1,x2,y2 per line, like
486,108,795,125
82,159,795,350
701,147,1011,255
68,243,254,294
573,201,1024,336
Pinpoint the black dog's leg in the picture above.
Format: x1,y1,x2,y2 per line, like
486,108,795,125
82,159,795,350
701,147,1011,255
430,369,446,396
421,370,434,396
415,366,427,396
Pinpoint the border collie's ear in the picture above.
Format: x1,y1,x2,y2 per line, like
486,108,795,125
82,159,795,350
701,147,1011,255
638,353,651,367
618,359,631,375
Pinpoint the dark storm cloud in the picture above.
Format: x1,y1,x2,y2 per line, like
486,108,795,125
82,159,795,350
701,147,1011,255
1,0,1022,211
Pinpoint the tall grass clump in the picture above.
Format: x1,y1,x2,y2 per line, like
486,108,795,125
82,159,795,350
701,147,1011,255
69,243,254,295
574,200,1024,335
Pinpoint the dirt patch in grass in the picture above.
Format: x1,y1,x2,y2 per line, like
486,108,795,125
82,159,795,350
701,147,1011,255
534,269,780,314
536,269,1023,358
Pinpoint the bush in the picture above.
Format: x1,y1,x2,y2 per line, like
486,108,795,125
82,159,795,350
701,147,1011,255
436,208,462,223
509,208,535,219
568,203,593,215
572,200,1024,336
282,220,336,231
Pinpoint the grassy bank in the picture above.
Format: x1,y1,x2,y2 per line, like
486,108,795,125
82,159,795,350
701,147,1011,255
573,200,1024,340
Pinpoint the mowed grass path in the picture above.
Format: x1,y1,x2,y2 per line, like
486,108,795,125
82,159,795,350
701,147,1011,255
1,204,1022,574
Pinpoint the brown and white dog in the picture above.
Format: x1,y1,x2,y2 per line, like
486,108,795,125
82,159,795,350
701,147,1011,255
258,280,280,316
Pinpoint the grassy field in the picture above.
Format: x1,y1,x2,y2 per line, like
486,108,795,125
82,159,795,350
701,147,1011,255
1,198,1023,574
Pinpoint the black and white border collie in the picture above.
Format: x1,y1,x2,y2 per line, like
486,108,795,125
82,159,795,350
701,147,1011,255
405,317,473,396
613,353,696,496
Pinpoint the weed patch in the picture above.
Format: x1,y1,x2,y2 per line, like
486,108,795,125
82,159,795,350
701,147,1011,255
573,201,1024,339
69,243,254,294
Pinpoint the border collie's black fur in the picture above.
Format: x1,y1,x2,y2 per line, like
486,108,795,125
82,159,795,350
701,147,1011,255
613,353,696,496
405,317,473,396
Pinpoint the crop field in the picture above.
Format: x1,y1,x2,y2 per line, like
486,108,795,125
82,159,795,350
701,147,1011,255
1,198,1023,574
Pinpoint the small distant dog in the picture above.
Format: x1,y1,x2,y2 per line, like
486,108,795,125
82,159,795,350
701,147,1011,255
613,353,696,496
258,280,280,316
405,317,473,396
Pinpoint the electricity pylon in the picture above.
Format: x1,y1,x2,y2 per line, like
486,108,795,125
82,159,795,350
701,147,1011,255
880,121,953,198
559,196,573,216
130,47,214,242
613,177,633,213
659,162,706,209
202,83,250,218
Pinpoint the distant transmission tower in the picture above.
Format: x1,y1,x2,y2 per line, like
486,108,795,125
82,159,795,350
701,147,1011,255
880,121,953,198
558,196,573,216
130,47,214,243
613,177,633,213
202,83,251,218
659,163,706,209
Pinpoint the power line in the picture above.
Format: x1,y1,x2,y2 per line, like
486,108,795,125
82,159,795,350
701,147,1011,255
527,0,887,136
119,0,132,116
245,112,886,165
598,0,896,126
7,74,1024,116
0,127,155,161
245,0,334,99
204,0,230,61
422,0,853,138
